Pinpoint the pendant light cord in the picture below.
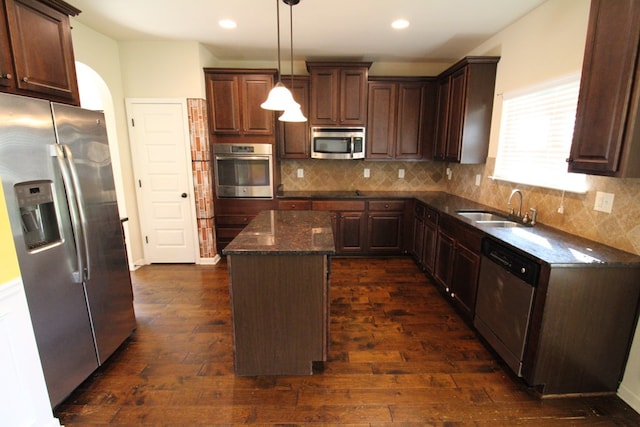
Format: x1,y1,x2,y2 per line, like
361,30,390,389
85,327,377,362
276,0,282,83
289,0,294,86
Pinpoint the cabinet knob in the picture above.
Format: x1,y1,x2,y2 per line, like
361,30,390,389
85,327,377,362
181,193,187,198
22,76,29,82
450,292,455,298
0,72,12,79
384,204,389,208
291,204,296,209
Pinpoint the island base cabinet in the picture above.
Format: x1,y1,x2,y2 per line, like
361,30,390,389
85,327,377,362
228,254,329,376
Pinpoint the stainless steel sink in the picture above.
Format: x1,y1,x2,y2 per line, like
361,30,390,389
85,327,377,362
457,211,509,222
475,220,522,228
457,210,522,227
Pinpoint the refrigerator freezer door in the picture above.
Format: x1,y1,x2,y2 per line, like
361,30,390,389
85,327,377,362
0,93,99,407
51,103,136,364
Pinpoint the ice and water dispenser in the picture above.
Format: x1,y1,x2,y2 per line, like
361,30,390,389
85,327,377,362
15,181,61,251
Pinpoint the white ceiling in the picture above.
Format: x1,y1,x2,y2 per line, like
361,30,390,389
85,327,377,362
69,0,547,63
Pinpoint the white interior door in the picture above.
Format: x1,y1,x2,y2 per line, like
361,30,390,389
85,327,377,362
126,99,197,263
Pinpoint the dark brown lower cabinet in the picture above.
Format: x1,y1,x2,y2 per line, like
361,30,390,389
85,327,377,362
433,216,482,320
339,211,366,254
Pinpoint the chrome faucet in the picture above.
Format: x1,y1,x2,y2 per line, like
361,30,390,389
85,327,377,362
507,189,523,217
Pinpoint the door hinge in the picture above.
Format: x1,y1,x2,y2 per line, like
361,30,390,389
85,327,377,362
131,118,135,127
145,236,149,244
138,179,142,188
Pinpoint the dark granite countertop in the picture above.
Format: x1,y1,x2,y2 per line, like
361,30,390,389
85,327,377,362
278,190,640,267
223,210,335,255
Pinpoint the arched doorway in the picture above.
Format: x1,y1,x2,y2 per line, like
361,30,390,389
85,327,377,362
75,61,133,268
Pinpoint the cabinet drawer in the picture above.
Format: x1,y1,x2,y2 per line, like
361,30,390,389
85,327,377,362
312,200,365,211
216,215,255,226
368,200,405,211
424,206,438,226
278,200,311,210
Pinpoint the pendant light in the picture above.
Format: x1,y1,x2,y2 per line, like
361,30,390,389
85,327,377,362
279,0,307,122
261,0,299,111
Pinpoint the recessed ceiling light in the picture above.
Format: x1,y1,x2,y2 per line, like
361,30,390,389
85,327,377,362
219,19,237,29
391,19,410,30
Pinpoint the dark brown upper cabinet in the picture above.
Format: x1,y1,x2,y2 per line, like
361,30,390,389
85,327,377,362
433,56,499,164
307,62,371,126
278,75,310,159
1,0,80,105
366,77,436,160
204,69,276,143
568,0,640,177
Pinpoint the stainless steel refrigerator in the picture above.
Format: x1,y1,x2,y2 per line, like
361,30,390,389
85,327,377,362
0,92,136,408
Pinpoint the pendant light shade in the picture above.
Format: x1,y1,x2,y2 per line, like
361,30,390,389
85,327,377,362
261,82,299,110
279,104,307,122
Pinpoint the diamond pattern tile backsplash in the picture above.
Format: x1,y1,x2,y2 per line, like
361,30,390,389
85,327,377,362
280,158,640,257
280,160,449,192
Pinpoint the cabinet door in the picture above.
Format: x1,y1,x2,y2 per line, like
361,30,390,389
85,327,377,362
367,212,403,254
0,1,14,89
395,83,424,159
309,68,339,125
241,74,274,135
206,74,241,134
433,77,450,160
422,221,438,275
444,68,467,162
279,77,310,158
434,230,455,291
366,82,396,159
411,214,425,263
568,0,640,176
340,67,368,125
5,0,78,104
338,212,365,254
450,243,480,319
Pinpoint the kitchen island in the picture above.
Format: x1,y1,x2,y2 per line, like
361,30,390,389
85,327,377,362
223,210,335,376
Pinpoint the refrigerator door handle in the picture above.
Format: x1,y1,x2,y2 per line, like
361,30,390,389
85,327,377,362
54,144,87,283
62,144,91,281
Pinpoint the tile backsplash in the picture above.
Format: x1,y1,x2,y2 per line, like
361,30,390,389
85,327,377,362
279,158,640,257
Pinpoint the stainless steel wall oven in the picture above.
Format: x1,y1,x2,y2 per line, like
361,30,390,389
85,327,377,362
213,143,274,199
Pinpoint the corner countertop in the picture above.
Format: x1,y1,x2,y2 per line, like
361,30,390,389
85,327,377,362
277,190,640,267
222,210,336,256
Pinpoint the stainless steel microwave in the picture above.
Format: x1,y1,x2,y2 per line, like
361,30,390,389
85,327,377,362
212,143,273,199
311,127,365,159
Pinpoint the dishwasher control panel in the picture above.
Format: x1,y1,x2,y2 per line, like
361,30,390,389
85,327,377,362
481,239,540,286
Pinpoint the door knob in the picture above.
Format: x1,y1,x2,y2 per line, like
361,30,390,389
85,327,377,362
181,193,187,198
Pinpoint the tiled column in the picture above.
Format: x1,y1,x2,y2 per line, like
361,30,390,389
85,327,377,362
187,99,216,260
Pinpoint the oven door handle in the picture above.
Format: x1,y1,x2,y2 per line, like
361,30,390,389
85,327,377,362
214,155,271,161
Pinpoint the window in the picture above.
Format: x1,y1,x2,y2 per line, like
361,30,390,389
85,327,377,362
493,74,586,193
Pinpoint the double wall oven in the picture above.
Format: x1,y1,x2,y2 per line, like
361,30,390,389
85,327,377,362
212,143,274,199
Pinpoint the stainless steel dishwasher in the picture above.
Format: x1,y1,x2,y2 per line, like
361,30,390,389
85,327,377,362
474,238,540,376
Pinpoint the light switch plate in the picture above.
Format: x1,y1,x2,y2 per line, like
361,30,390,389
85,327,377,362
475,174,481,186
398,169,405,179
297,168,304,178
364,168,370,178
594,191,614,213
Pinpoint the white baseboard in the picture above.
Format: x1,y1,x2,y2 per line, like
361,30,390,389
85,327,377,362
618,385,640,415
199,255,221,265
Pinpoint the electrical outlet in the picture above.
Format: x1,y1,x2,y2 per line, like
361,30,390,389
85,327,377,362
296,168,304,178
364,168,370,178
446,167,452,180
398,169,405,179
594,191,614,213
475,174,481,186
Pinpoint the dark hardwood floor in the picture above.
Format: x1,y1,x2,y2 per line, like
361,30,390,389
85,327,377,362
55,257,640,426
